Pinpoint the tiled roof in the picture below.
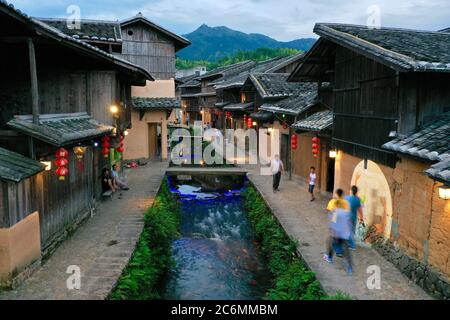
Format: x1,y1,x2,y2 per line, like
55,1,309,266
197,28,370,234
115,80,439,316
0,1,153,81
425,160,450,184
259,83,318,115
121,13,190,51
37,18,122,43
382,112,450,162
314,23,450,72
439,28,450,33
291,110,333,131
132,97,181,109
249,73,306,99
179,78,201,88
223,102,254,111
8,113,113,147
0,148,44,182
199,61,256,82
265,52,305,73
214,57,288,90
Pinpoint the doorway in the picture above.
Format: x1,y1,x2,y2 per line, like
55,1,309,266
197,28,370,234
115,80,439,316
148,123,158,159
326,158,335,193
280,134,290,172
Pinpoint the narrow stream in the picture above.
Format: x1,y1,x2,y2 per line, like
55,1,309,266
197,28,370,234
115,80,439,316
161,177,272,300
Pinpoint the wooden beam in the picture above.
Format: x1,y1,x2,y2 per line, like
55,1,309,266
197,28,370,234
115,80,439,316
28,38,40,125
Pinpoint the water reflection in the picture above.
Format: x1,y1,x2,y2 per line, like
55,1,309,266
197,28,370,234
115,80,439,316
162,183,272,300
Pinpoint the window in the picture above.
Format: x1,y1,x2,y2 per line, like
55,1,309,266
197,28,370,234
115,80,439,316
127,29,134,36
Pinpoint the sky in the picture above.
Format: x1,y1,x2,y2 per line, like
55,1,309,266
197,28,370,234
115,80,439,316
9,0,450,40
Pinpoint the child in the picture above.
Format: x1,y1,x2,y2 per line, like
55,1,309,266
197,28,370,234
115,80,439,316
309,167,317,201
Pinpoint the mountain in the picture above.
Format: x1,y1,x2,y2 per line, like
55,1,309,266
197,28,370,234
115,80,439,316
178,24,316,61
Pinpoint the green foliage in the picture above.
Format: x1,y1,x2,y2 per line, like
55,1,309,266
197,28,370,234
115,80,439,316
176,47,301,71
109,179,180,300
242,186,328,300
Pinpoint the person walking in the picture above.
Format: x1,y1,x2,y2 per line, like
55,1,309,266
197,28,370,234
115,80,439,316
309,166,317,201
345,185,364,250
271,154,284,193
324,189,353,275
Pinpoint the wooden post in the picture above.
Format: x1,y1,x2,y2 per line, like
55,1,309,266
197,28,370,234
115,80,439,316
28,38,39,125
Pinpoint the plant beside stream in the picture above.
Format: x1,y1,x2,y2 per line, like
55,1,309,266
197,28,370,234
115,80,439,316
109,179,180,300
242,185,350,300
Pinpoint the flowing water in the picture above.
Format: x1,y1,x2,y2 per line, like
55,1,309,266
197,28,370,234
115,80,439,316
161,179,272,300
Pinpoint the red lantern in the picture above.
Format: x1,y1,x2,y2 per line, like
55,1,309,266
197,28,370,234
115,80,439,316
102,147,110,156
247,117,253,128
101,135,111,158
56,166,69,181
312,136,320,157
283,122,288,130
116,147,125,153
312,137,320,144
55,148,69,159
244,114,248,122
55,158,69,167
291,135,298,150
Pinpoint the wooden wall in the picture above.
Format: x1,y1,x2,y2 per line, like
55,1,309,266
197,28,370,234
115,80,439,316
0,146,108,250
119,23,176,80
333,46,398,167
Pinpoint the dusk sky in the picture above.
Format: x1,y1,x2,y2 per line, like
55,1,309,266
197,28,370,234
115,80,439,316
10,0,450,40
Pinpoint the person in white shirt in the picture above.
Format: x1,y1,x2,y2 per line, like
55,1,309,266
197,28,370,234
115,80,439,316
271,154,284,192
309,166,317,201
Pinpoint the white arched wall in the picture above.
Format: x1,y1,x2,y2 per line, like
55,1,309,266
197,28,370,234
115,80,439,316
351,160,393,239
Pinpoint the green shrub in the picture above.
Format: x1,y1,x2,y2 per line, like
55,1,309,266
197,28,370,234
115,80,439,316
242,185,328,300
109,179,180,300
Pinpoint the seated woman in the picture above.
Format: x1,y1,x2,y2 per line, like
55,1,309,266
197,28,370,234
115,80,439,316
102,168,116,193
111,164,129,191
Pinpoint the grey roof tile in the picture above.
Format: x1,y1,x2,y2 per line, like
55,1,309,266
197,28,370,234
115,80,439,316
37,18,122,43
0,147,44,182
249,73,308,99
259,83,318,115
291,110,333,131
132,97,181,109
7,113,113,147
223,102,254,111
315,23,450,72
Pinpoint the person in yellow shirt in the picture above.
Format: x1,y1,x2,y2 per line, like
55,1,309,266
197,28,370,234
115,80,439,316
324,189,353,275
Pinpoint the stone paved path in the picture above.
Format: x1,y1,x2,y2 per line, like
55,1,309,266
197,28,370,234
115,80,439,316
246,165,431,300
0,161,167,300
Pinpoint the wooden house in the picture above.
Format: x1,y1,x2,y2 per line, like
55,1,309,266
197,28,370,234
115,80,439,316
43,13,190,161
0,2,151,287
289,23,450,297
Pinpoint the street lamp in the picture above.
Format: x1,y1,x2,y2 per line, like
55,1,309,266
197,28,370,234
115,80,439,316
329,149,337,159
110,105,119,115
438,185,450,200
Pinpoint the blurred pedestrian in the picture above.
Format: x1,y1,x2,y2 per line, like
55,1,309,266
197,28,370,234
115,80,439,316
271,154,284,192
324,189,353,275
308,166,317,201
345,185,364,250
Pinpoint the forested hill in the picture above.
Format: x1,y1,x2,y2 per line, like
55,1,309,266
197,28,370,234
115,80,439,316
178,24,316,61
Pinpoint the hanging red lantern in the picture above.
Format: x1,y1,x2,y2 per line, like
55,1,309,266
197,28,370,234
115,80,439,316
291,135,298,150
101,135,111,158
116,147,125,153
244,114,248,123
312,136,320,157
55,148,69,159
54,148,69,181
55,166,69,181
283,121,288,130
55,158,69,167
247,117,253,128
102,147,110,156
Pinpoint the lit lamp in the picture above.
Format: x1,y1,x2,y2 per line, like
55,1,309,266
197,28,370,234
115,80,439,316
438,185,450,200
252,121,257,126
41,161,52,171
124,130,129,136
329,149,337,159
110,105,119,115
